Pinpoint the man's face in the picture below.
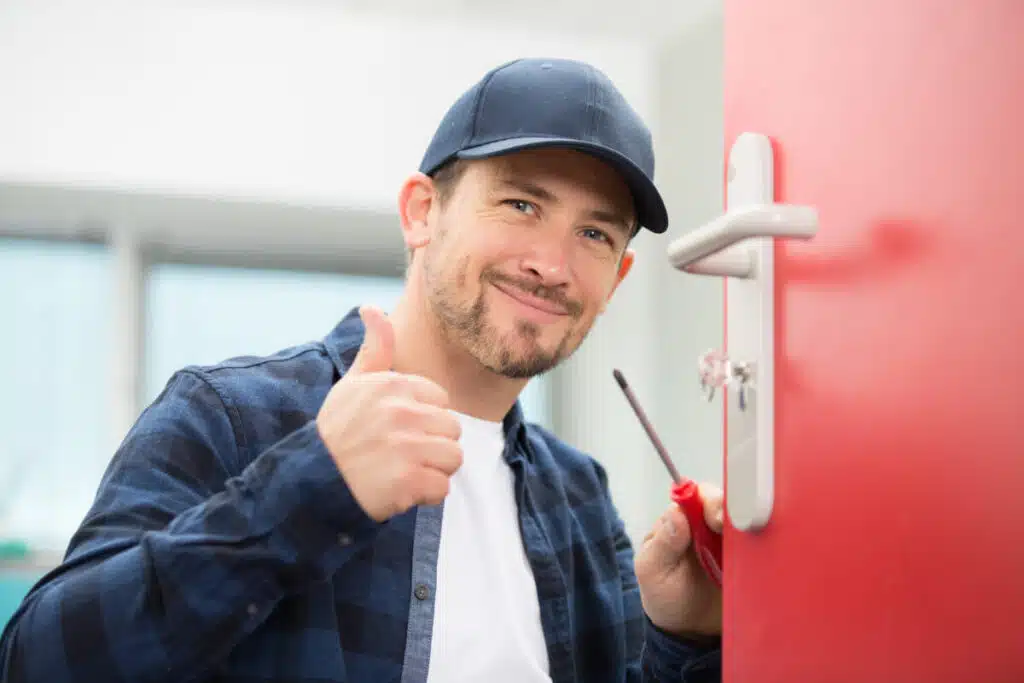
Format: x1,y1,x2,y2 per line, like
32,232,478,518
414,148,636,379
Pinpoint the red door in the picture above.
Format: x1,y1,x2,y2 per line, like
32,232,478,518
723,2,1024,680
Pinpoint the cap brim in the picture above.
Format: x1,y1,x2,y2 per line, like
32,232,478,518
454,137,669,234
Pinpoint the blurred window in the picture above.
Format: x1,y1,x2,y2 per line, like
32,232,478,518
0,239,113,552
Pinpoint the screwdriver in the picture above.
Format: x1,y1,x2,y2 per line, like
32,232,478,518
612,369,723,588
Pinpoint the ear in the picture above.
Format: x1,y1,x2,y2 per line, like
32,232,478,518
397,172,437,253
599,248,635,314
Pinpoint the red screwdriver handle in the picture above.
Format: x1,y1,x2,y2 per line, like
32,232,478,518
670,479,723,588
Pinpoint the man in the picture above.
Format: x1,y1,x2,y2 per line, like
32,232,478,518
0,58,723,682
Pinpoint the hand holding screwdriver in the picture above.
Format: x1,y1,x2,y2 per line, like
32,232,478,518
615,369,724,639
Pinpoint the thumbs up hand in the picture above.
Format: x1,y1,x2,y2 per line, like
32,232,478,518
316,306,463,522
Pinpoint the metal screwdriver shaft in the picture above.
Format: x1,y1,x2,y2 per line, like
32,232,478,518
612,369,682,485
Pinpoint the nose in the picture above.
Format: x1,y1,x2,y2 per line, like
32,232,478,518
519,234,571,287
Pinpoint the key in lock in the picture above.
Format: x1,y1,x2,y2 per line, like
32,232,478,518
697,349,754,410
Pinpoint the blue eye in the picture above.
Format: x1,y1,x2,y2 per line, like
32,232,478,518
504,199,536,214
581,228,612,245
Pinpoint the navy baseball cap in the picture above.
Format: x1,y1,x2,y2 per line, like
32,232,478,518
418,58,669,234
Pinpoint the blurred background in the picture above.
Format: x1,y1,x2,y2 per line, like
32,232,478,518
0,0,725,624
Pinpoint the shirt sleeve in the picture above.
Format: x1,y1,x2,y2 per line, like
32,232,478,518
0,369,382,683
641,617,722,682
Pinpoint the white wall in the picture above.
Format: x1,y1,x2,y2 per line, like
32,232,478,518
0,0,653,212
0,0,724,545
652,6,726,491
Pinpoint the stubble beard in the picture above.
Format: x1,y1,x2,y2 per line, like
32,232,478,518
422,243,586,380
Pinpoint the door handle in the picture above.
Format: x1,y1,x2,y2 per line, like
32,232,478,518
666,132,820,532
668,204,818,278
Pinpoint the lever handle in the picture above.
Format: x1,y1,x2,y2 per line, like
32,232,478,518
667,204,819,277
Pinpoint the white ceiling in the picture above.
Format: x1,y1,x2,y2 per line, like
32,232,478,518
331,0,718,41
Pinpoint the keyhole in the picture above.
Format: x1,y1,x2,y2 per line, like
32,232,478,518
732,362,753,411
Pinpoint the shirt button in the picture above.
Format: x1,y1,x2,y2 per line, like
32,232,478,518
413,584,430,601
247,603,259,617
337,533,353,547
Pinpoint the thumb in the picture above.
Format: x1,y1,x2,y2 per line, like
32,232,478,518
350,306,395,374
644,505,694,571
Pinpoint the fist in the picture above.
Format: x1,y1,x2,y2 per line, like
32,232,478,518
316,306,463,522
634,482,724,638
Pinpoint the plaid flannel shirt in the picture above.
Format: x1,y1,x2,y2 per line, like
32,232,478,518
0,307,722,683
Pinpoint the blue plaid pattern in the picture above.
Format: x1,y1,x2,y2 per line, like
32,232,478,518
0,307,721,682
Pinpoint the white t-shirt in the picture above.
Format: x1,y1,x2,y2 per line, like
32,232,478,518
425,412,552,683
